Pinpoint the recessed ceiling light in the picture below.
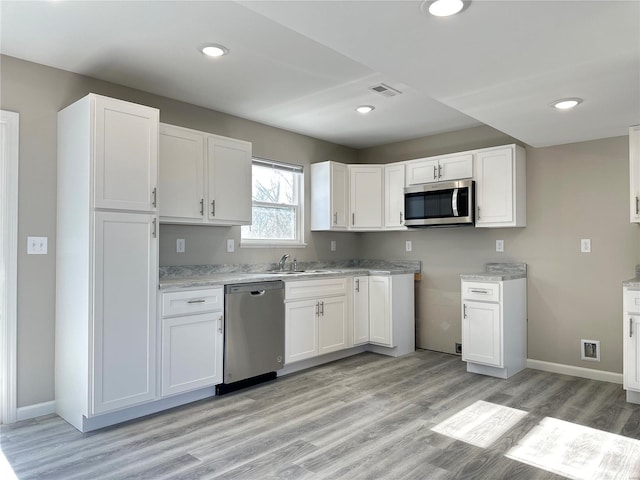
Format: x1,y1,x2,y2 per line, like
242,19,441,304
200,44,229,58
552,98,583,110
355,105,375,114
426,0,464,17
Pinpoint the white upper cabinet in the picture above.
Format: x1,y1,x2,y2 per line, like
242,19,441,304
93,95,158,212
311,161,349,230
349,165,384,230
406,152,473,185
159,124,205,221
158,123,252,226
206,135,252,225
384,163,406,230
474,145,526,228
630,126,640,223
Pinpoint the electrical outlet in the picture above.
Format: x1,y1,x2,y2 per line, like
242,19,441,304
176,238,185,253
330,240,336,252
496,239,504,252
227,239,235,253
581,238,591,253
27,236,48,255
581,339,600,362
405,240,412,252
455,342,462,355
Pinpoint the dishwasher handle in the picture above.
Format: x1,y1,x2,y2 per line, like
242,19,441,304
251,290,266,296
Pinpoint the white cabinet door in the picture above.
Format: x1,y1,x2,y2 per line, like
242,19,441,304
318,296,348,355
310,161,348,231
353,276,370,345
94,95,158,212
92,211,157,414
624,313,640,391
462,301,502,367
475,145,526,228
159,124,205,221
285,299,319,363
349,165,384,230
161,313,223,396
206,135,252,225
369,276,392,346
439,154,473,181
384,164,406,229
406,158,439,185
630,126,640,223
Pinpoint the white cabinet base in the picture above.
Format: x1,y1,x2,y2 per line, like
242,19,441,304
466,358,525,380
627,390,640,404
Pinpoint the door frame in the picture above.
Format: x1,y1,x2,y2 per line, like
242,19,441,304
1,110,19,424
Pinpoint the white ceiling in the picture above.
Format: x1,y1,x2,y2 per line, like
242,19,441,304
1,0,639,149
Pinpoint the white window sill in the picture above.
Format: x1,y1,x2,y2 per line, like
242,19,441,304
240,240,307,249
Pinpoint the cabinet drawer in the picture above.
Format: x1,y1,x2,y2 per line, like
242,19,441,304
624,288,640,313
285,277,347,301
162,288,223,317
461,281,501,302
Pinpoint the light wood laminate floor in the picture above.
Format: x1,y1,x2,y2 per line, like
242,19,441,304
2,350,640,479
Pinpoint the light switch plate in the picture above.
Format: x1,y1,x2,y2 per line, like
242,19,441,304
496,240,504,252
27,236,48,255
581,238,591,253
176,239,185,253
405,240,412,252
227,239,235,253
330,240,336,252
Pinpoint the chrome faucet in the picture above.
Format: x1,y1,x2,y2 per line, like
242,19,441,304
278,253,290,271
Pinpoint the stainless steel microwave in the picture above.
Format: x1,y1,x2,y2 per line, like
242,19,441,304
404,179,475,227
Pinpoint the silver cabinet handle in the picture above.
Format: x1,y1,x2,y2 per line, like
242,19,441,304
636,196,639,215
333,212,337,225
200,198,204,216
463,304,467,318
152,218,157,238
315,302,319,316
211,200,216,217
471,289,489,294
352,213,355,225
152,187,157,208
355,278,360,292
477,206,481,220
400,212,403,223
320,301,324,316
631,318,634,338
438,164,442,179
187,299,206,304
218,316,223,334
433,165,437,180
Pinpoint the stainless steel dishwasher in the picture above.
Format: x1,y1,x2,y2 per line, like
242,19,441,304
218,281,285,394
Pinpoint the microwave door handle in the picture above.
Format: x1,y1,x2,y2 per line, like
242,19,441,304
451,188,459,216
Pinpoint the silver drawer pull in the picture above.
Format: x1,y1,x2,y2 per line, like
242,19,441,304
187,299,206,304
470,289,489,294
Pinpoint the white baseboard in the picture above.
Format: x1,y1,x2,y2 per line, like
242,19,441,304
526,359,622,385
16,400,56,421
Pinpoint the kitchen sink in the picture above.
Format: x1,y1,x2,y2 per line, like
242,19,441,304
264,270,338,275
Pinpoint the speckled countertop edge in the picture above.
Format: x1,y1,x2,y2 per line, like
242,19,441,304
460,262,527,281
159,260,421,290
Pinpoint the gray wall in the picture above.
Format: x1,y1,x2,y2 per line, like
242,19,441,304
1,55,359,407
358,132,639,374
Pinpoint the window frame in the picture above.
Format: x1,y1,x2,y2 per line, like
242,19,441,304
240,158,306,248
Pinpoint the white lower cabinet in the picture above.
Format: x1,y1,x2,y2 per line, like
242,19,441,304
353,276,370,345
623,286,640,402
285,278,349,364
160,288,224,397
369,276,392,346
461,278,526,379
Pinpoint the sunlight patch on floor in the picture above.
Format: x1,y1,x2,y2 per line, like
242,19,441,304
506,416,640,480
0,449,18,480
431,400,529,448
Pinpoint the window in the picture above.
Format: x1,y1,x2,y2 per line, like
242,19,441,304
241,158,305,247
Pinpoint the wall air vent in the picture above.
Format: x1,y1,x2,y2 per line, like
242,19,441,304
369,83,403,97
